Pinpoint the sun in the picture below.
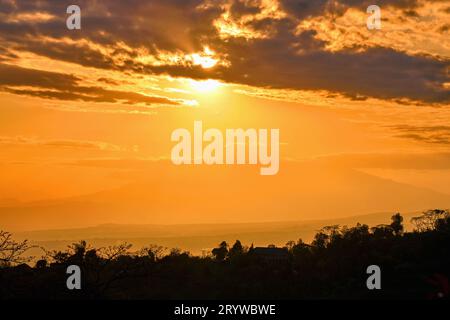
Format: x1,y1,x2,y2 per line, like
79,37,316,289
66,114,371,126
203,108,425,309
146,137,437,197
190,46,219,69
191,54,218,69
189,79,222,93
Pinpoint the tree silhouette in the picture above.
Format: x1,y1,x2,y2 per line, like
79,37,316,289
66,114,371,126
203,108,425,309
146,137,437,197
212,241,228,261
411,209,450,232
390,212,404,236
1,211,449,299
228,240,244,259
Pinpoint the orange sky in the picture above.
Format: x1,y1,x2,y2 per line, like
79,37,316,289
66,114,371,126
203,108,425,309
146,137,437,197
0,0,449,231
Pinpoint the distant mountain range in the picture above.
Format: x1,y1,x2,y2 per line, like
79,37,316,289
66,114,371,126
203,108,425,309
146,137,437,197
15,211,420,256
1,161,450,232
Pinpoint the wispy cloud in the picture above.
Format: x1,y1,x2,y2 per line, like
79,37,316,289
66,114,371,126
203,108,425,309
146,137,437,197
389,124,450,145
0,136,125,152
311,152,450,170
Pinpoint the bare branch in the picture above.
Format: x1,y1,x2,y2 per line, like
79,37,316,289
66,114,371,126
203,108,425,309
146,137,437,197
0,230,34,266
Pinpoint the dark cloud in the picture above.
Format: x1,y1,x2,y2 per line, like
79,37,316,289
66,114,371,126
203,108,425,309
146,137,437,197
0,0,448,104
279,0,421,21
279,0,330,20
0,0,221,51
216,36,449,103
0,63,179,106
338,0,420,9
0,62,80,89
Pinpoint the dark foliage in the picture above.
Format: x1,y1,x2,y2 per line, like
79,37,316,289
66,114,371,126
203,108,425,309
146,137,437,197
1,210,449,300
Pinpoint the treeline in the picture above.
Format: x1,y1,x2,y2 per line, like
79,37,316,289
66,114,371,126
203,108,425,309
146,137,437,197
0,209,449,299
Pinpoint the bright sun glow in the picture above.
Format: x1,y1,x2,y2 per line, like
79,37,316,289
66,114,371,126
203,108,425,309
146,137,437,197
189,79,222,93
190,47,218,69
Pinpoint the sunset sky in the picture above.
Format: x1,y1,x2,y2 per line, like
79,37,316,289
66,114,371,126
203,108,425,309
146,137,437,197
0,0,449,231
